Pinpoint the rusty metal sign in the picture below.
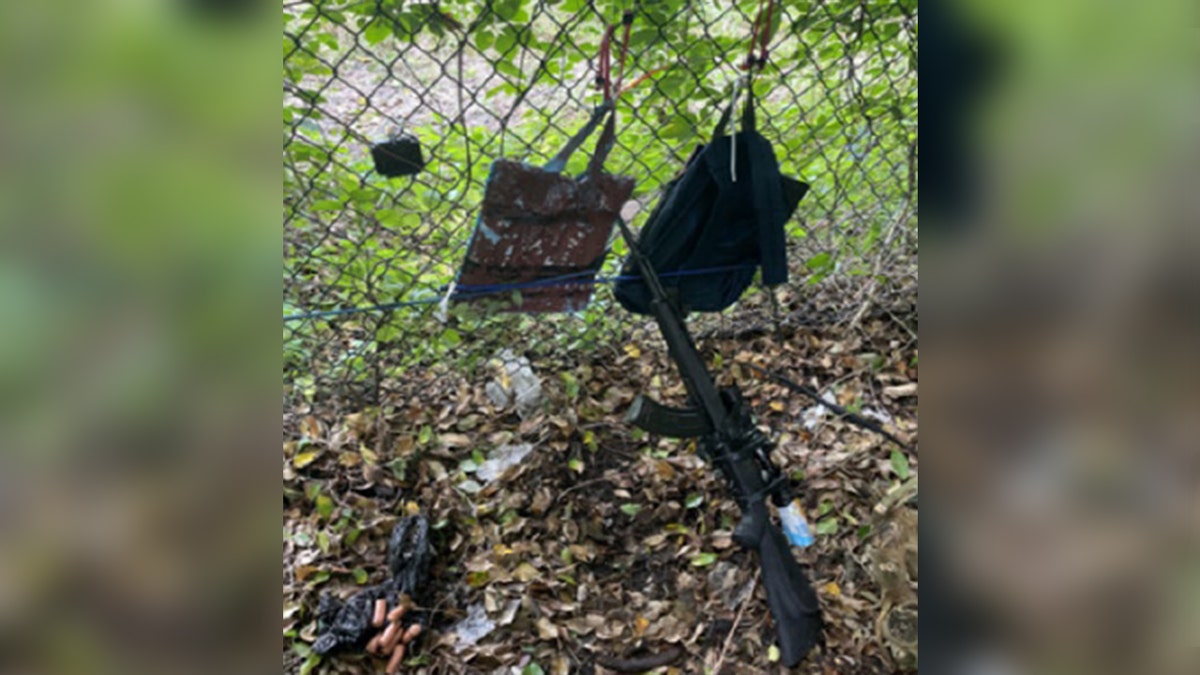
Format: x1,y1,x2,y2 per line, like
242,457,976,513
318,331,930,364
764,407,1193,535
453,158,635,313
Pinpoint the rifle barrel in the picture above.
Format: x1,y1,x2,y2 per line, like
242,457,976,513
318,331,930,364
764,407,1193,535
753,502,824,666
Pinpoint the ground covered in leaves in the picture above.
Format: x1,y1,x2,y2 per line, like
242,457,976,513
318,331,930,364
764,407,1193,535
284,308,918,675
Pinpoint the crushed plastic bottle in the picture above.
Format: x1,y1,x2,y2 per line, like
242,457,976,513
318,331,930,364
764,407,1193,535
475,443,534,482
486,349,543,418
779,500,814,547
451,602,496,653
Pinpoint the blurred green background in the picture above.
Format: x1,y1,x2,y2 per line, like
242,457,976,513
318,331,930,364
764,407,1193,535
0,2,279,674
924,1,1200,674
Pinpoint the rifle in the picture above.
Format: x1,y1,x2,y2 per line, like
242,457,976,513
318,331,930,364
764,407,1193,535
612,216,823,666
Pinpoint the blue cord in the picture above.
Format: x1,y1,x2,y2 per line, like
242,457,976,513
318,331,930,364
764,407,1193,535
283,264,756,322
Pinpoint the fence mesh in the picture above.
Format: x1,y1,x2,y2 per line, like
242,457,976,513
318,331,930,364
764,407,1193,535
284,0,916,412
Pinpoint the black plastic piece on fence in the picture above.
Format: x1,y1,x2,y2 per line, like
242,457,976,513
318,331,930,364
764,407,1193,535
371,133,425,177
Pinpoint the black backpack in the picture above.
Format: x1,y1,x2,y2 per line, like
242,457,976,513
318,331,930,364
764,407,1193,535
614,89,808,315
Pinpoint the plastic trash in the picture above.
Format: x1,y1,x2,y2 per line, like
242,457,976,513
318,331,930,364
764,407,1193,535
452,602,496,653
476,443,534,482
779,500,814,547
486,350,543,418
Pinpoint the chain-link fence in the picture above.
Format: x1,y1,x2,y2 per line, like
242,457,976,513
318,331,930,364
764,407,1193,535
284,0,916,413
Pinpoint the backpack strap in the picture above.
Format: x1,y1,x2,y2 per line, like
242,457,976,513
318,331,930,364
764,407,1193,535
748,133,788,285
586,110,619,179
543,102,613,174
711,70,762,144
711,86,737,143
742,81,757,131
544,11,634,176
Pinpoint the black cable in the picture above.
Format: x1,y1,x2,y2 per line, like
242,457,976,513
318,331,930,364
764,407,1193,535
745,363,909,449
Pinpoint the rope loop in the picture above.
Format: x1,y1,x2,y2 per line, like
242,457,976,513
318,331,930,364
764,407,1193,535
740,0,777,72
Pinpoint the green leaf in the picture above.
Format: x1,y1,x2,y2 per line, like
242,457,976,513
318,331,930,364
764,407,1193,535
299,652,322,675
388,457,407,481
568,458,584,474
690,552,718,567
495,27,516,54
620,503,642,517
805,252,832,271
522,664,546,675
439,328,462,348
561,372,580,399
315,494,334,520
474,28,494,51
660,117,694,139
684,494,704,509
816,516,839,535
890,450,911,480
311,199,343,211
292,449,321,469
352,567,369,585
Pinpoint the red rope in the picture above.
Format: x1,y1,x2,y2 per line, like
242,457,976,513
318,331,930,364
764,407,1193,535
617,63,676,97
741,0,776,71
593,11,671,103
613,11,635,95
597,24,615,100
760,0,775,59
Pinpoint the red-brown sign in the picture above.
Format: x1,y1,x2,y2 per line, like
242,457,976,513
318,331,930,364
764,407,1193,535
454,159,635,313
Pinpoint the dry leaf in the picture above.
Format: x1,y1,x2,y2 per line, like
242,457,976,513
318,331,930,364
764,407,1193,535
513,562,540,583
301,416,321,440
634,615,650,636
441,433,472,448
883,382,918,399
535,616,559,640
359,444,378,465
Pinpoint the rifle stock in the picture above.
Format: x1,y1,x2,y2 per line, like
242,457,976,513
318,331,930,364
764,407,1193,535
612,215,824,666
